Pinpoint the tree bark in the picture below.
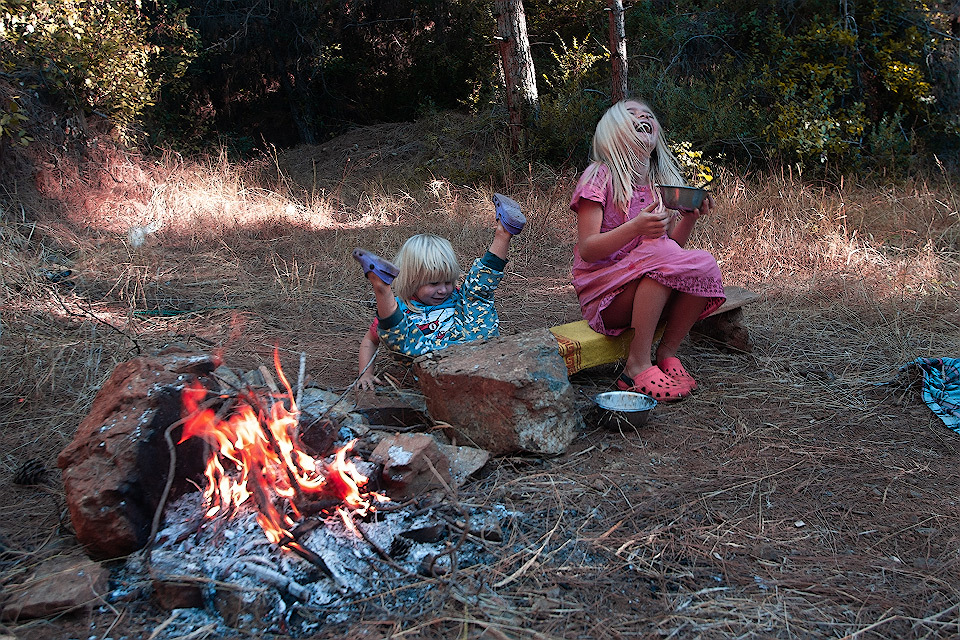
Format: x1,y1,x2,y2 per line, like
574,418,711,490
608,0,628,103
494,0,539,153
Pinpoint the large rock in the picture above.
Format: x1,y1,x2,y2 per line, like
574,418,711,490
57,348,217,560
413,329,581,456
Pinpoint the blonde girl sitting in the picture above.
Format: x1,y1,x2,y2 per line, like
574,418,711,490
570,99,725,402
354,194,525,391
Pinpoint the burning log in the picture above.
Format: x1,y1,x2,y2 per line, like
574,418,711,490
238,385,306,505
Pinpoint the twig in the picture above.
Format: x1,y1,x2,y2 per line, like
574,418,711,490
169,623,218,640
237,561,310,601
700,459,806,499
493,512,563,588
353,520,416,577
258,365,279,393
296,351,306,407
147,393,234,566
241,387,304,502
147,609,183,640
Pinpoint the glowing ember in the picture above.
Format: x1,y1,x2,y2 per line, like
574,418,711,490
179,351,387,546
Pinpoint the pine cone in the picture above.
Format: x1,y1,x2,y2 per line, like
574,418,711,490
12,458,47,486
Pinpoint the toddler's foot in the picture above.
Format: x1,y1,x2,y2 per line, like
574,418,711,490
352,248,399,285
493,193,526,235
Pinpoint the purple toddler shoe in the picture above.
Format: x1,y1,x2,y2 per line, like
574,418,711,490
492,193,526,235
352,248,399,284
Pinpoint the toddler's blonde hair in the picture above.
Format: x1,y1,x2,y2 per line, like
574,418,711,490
393,234,461,303
582,99,686,213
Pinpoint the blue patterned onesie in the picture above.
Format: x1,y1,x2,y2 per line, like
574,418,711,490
376,252,506,356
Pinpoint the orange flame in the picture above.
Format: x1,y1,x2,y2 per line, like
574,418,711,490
179,356,384,545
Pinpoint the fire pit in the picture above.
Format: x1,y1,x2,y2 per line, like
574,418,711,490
94,351,509,635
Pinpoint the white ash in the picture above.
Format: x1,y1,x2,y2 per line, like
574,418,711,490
114,488,511,637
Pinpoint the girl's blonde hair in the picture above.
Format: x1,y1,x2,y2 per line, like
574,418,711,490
581,99,686,213
392,233,461,303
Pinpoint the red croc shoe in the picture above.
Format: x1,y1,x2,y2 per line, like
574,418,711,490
657,357,698,392
617,365,690,402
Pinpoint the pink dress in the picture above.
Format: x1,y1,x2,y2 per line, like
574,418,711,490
570,164,726,336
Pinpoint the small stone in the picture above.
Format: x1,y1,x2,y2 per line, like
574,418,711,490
152,578,204,610
1,556,109,621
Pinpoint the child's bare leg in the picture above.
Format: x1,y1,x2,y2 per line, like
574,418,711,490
368,273,399,319
489,221,513,260
654,292,707,362
623,277,671,379
602,277,671,379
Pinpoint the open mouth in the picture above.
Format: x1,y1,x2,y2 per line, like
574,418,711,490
635,121,652,134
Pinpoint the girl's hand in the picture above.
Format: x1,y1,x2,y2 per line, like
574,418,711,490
686,194,714,221
633,200,673,237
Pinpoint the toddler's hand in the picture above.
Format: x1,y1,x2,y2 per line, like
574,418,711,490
357,372,382,392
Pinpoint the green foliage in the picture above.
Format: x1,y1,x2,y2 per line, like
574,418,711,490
669,140,715,188
754,17,867,165
612,0,957,174
0,0,198,141
863,108,916,173
0,95,32,146
529,35,608,165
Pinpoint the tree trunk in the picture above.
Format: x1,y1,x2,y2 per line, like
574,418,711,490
279,67,317,145
608,0,628,103
494,0,539,153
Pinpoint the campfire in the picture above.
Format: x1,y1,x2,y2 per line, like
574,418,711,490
72,349,508,635
177,350,388,571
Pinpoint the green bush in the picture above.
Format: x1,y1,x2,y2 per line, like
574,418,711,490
529,35,609,166
0,0,198,142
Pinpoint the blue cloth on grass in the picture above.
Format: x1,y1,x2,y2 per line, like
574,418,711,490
902,357,960,433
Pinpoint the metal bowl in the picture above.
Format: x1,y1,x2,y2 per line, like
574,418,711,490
658,185,707,212
593,391,657,430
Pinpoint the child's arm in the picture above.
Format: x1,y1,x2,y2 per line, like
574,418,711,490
357,329,381,391
368,274,399,319
488,221,512,260
576,200,672,262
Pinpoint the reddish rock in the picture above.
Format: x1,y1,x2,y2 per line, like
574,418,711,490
414,330,581,456
57,348,217,559
370,433,454,499
1,555,109,621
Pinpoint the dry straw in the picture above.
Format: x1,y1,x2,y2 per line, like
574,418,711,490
1,123,959,638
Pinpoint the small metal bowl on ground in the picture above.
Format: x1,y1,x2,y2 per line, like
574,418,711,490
593,391,657,430
657,185,708,212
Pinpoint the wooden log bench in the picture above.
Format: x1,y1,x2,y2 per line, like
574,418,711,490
549,285,759,376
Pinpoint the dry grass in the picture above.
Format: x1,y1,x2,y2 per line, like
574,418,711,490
1,121,960,639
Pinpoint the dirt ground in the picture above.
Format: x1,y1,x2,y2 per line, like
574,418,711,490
2,127,960,639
